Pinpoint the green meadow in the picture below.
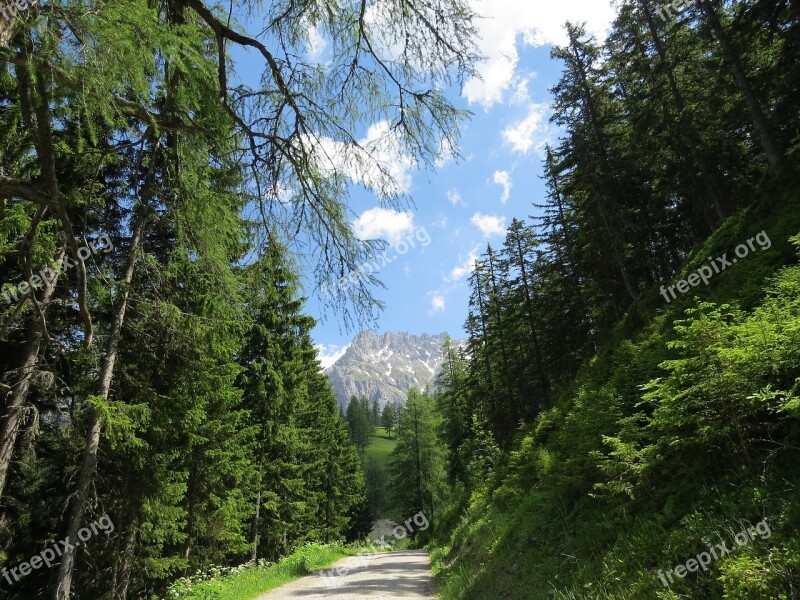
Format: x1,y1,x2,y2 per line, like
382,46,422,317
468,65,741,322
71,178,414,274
364,427,397,470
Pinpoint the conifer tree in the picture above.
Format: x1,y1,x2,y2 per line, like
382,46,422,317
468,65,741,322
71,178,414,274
371,399,381,427
346,396,371,452
389,389,446,524
382,403,397,438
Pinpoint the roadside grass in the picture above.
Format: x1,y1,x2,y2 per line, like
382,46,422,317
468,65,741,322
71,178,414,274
165,543,356,599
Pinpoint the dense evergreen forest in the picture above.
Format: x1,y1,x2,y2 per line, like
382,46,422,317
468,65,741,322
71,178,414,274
2,0,800,599
0,0,477,598
428,1,800,598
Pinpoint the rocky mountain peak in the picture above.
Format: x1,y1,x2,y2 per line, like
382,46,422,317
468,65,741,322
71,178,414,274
325,331,460,409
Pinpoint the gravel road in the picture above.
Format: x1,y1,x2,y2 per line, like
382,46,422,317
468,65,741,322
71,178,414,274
254,550,436,599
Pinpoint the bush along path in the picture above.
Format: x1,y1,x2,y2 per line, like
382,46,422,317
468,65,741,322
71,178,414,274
165,544,353,600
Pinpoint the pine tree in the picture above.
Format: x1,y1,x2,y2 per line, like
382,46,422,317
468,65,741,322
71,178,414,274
371,399,381,427
389,389,447,525
382,403,397,438
434,338,472,483
346,396,372,452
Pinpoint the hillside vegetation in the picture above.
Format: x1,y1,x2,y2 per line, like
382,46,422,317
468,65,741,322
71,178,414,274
426,1,800,598
431,176,800,598
365,428,398,472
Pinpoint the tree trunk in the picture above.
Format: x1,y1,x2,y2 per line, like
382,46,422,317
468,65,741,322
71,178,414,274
639,0,727,225
514,237,550,409
0,246,65,500
413,403,422,515
54,215,147,600
250,481,262,565
111,517,139,600
567,28,639,301
698,0,783,171
472,269,496,421
485,247,517,434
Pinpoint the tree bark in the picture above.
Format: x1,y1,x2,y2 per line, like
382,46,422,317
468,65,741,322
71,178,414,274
471,267,496,420
567,27,639,301
513,236,550,408
111,517,139,600
639,0,727,225
250,480,262,566
485,247,517,434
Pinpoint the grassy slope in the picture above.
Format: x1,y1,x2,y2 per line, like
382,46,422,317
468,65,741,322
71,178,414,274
430,166,800,600
167,543,356,599
364,427,397,471
363,427,400,521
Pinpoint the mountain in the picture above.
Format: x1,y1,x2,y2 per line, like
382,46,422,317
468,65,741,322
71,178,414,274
325,331,459,409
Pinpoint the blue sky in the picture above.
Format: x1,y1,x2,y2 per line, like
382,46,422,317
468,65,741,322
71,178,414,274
231,1,617,367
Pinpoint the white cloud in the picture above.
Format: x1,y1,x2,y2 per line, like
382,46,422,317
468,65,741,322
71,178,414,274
431,295,446,312
306,120,415,197
433,215,449,228
448,246,481,281
471,212,506,237
306,24,328,62
463,52,519,110
503,104,551,154
511,78,531,105
352,207,414,245
315,343,350,370
447,189,464,206
464,0,616,109
493,170,512,203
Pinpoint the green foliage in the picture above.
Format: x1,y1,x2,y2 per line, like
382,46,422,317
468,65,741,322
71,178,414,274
345,396,372,452
427,0,800,594
363,427,397,472
381,403,398,438
430,67,800,597
0,0,478,595
389,389,447,529
166,543,352,599
361,428,398,519
431,213,800,598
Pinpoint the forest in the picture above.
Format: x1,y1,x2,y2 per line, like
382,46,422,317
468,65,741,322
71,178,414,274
428,1,800,598
1,0,800,599
0,0,476,598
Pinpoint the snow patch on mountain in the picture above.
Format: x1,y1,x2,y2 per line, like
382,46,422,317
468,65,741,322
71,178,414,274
324,331,461,410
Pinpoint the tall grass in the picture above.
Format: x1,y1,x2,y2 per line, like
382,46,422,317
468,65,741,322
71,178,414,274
165,543,353,600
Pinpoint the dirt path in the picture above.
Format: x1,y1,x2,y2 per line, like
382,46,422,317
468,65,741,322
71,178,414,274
254,550,436,599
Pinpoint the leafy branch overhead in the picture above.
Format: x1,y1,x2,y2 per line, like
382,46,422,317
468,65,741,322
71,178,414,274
0,0,480,328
